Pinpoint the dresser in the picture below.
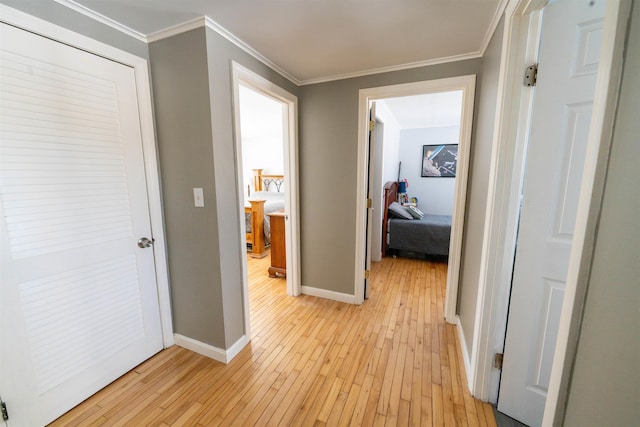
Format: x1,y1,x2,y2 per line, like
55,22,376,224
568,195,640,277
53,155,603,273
266,210,286,277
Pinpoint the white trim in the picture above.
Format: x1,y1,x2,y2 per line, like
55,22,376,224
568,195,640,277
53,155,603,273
471,1,631,424
0,4,143,66
299,52,482,86
147,16,301,86
51,0,507,88
543,2,631,425
145,16,206,43
174,334,249,364
134,48,175,349
0,4,174,347
443,77,476,322
471,0,545,403
478,0,510,57
354,76,476,314
301,286,356,305
231,62,301,342
52,0,146,41
225,334,251,363
204,18,299,85
455,316,474,391
48,0,507,88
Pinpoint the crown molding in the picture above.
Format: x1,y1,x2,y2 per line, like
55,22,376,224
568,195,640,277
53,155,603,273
202,16,301,85
52,0,146,42
479,0,509,55
145,16,206,43
146,16,301,85
52,0,499,87
298,51,483,86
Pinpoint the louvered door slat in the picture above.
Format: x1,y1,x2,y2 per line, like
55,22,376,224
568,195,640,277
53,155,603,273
0,21,162,427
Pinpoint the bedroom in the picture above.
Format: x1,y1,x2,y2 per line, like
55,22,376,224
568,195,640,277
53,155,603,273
236,79,299,320
367,88,463,295
238,83,285,261
372,91,462,264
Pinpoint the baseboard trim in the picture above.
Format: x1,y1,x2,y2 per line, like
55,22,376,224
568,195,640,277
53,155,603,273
301,286,356,304
173,333,248,364
226,335,249,362
455,315,474,392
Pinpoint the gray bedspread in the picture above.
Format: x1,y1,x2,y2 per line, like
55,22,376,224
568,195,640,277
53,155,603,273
388,214,452,256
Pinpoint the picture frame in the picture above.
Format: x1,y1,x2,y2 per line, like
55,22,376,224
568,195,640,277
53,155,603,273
421,144,458,177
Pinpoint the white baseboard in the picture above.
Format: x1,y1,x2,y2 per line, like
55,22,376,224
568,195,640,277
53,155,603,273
226,335,249,361
174,333,248,364
455,315,474,392
301,285,356,304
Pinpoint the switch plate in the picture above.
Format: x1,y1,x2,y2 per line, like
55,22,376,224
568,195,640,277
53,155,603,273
193,188,204,207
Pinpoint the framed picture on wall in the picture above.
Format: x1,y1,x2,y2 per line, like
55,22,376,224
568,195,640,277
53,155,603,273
422,144,458,177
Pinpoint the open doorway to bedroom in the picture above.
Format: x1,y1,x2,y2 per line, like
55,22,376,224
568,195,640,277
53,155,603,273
232,63,301,341
371,92,463,262
355,76,476,320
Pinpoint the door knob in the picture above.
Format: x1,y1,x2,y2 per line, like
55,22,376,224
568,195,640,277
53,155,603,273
138,237,155,248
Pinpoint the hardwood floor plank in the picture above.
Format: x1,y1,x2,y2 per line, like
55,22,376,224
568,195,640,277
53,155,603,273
48,254,496,427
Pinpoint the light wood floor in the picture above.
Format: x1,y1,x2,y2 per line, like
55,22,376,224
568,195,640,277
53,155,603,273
50,252,497,426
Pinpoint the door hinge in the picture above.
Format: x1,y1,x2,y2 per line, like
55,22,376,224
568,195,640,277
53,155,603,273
494,353,504,370
367,198,373,209
364,270,370,279
369,120,375,131
524,64,538,87
1,399,8,421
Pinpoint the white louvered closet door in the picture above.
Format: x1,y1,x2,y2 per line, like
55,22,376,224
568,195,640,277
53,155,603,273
0,23,163,427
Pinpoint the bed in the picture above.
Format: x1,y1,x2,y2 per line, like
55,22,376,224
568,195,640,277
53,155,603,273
382,181,452,258
245,169,285,258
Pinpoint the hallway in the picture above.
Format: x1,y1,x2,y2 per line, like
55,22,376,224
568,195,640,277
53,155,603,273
50,254,496,426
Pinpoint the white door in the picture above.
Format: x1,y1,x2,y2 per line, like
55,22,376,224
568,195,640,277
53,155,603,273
364,102,377,299
0,23,163,426
498,1,605,425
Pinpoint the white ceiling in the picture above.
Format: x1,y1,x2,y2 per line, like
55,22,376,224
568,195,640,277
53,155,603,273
380,90,463,129
65,0,504,84
239,85,283,139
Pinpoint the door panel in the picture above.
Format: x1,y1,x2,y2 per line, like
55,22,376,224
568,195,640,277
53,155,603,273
0,23,163,426
498,1,605,425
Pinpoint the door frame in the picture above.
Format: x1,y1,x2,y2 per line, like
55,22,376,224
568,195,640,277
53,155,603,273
470,1,631,424
354,75,476,311
231,62,301,339
0,4,174,346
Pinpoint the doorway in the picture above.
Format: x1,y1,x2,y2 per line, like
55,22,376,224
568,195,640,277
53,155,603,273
497,1,607,424
470,1,631,425
231,63,301,340
355,76,476,317
0,14,170,427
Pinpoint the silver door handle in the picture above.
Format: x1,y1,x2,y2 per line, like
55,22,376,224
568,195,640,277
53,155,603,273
138,237,155,248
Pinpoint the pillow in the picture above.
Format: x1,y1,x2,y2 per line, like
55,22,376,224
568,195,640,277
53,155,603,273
407,205,425,219
388,202,413,220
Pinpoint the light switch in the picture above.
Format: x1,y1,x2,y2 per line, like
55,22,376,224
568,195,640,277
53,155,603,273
193,188,204,207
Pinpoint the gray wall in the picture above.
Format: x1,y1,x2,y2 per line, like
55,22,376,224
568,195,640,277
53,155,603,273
563,1,640,424
398,126,459,215
149,27,298,349
298,60,483,294
0,0,149,59
149,29,225,347
456,17,504,352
